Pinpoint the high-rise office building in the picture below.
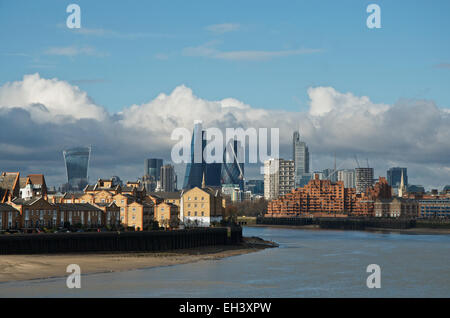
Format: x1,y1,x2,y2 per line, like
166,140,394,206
337,169,355,188
63,146,91,191
221,139,244,190
183,122,222,189
245,180,264,195
293,131,309,186
355,168,374,194
160,164,176,192
323,168,338,182
264,159,295,200
387,167,408,188
145,159,163,180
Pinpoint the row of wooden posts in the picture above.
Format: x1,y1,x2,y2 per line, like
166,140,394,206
0,227,243,255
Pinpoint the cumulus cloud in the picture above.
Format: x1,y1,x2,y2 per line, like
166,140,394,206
0,74,449,189
0,74,107,123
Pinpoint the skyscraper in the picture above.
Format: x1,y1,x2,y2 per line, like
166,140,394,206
387,167,408,188
63,146,91,191
183,122,222,189
160,164,176,192
355,168,374,194
145,159,163,180
221,139,244,190
293,131,309,186
264,158,295,200
337,169,355,188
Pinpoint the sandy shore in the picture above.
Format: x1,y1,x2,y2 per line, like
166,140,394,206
0,241,273,283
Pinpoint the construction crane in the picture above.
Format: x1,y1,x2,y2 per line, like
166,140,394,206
354,155,361,168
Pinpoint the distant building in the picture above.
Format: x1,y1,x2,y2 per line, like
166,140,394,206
387,167,408,188
323,168,338,182
221,139,244,190
63,146,91,191
145,159,163,180
245,180,264,195
355,168,374,194
292,131,309,186
419,198,450,219
374,197,418,218
337,169,355,189
407,185,425,194
0,203,20,230
160,164,176,192
266,175,391,218
222,184,242,203
183,122,222,189
180,174,225,227
154,202,179,228
264,159,295,200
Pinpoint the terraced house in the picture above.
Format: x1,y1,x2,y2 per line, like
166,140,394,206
181,176,225,227
0,203,20,230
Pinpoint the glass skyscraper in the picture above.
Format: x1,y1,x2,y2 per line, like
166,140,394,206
221,139,245,190
293,130,309,186
145,158,163,180
183,122,222,189
63,146,91,191
387,167,408,187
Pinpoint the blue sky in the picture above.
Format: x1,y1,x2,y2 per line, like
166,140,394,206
0,0,449,189
1,0,449,113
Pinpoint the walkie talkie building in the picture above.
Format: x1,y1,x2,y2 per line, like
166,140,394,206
63,146,91,191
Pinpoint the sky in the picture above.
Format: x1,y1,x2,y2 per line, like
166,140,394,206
0,0,449,190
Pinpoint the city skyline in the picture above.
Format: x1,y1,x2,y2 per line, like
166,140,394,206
0,1,449,190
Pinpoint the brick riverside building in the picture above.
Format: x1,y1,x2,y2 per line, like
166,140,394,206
266,175,392,218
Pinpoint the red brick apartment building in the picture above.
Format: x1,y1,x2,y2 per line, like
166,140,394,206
266,175,391,218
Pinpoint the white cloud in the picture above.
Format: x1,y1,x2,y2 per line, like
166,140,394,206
205,23,241,34
45,46,107,57
183,42,323,61
0,73,107,123
0,74,449,189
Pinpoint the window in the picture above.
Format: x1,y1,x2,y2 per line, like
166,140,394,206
194,212,197,216
188,212,191,216
201,212,204,216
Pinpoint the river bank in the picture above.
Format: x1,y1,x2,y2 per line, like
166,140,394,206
247,224,450,235
0,237,275,283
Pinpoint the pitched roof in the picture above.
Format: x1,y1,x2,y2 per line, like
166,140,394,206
11,197,47,206
62,192,87,199
27,174,46,186
148,191,181,199
0,203,19,212
0,172,20,200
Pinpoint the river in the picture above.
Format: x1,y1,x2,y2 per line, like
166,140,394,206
1,226,449,297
